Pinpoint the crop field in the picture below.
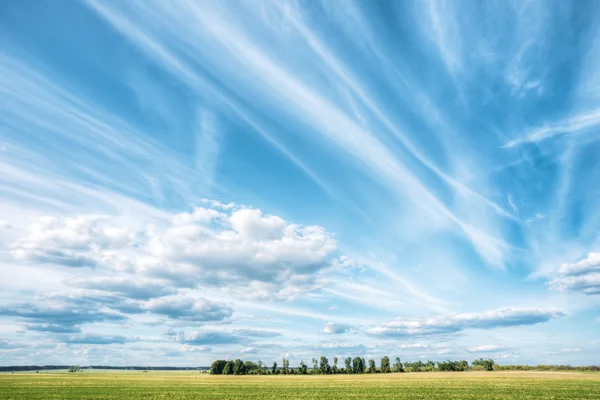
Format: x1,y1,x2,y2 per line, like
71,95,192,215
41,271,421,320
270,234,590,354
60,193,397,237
1,371,600,400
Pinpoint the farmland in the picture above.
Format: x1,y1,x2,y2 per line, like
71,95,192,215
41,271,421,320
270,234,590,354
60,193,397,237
1,371,600,399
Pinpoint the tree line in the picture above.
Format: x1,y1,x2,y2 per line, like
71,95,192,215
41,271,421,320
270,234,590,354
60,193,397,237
209,357,499,375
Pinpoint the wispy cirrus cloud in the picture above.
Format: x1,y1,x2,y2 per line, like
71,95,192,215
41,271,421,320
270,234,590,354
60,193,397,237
504,108,600,148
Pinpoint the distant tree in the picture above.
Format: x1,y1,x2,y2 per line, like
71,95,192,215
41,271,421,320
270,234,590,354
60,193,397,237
223,361,234,375
345,357,352,374
272,361,278,375
319,356,330,375
259,361,268,375
361,358,366,373
210,360,227,375
312,358,318,374
472,358,494,371
233,359,245,375
393,357,404,372
68,366,80,373
282,358,290,375
381,356,391,373
353,357,364,374
299,360,308,375
368,359,377,373
333,357,339,374
424,360,435,371
438,360,468,371
244,361,258,374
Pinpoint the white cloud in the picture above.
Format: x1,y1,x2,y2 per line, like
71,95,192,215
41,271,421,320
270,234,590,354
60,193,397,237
322,322,352,335
3,204,341,301
140,206,339,299
504,108,600,148
315,342,367,354
144,296,232,323
67,277,176,300
561,348,580,353
559,252,600,276
399,343,430,349
467,345,507,353
367,307,563,337
549,274,600,295
240,347,258,354
11,215,135,268
180,331,244,346
548,253,600,295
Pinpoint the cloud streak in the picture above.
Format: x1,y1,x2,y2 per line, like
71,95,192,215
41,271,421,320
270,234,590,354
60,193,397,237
367,308,563,338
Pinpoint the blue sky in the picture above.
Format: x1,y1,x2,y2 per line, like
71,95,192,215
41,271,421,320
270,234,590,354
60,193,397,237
1,0,600,366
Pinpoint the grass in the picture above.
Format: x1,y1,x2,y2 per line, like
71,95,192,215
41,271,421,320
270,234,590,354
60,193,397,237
1,371,600,399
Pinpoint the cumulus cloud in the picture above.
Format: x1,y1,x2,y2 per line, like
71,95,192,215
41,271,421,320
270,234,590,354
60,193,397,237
322,322,352,334
11,215,134,268
549,253,600,295
558,253,600,276
144,296,233,322
6,204,341,301
140,206,338,299
366,307,563,337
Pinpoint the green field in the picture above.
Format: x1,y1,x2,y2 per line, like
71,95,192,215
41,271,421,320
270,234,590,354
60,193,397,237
1,371,600,399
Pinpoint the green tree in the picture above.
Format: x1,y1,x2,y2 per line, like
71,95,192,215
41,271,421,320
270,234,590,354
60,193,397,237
244,361,258,374
319,356,330,374
259,361,268,375
299,360,308,375
472,358,494,371
233,359,245,375
312,358,318,374
210,360,227,375
393,357,404,372
368,359,377,373
282,358,289,375
345,357,352,374
223,361,234,375
381,356,391,373
333,357,339,374
353,357,364,374
272,361,278,375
